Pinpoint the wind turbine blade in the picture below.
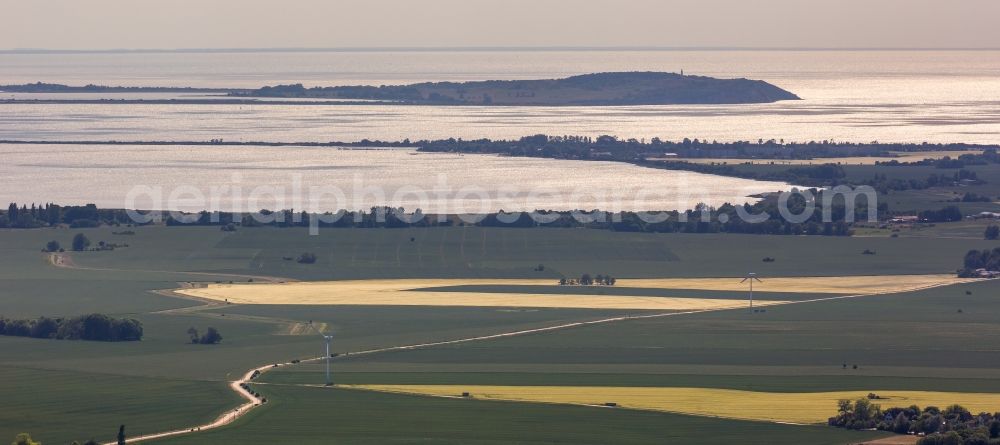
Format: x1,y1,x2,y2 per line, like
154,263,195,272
754,277,763,283
740,278,749,283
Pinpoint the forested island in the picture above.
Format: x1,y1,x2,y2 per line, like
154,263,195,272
232,72,800,105
2,72,800,106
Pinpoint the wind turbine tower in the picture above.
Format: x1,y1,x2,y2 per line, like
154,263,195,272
741,273,763,313
310,321,334,386
320,332,333,386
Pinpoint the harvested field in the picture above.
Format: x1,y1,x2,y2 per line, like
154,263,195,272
177,278,784,310
350,385,1000,425
175,275,971,309
621,274,971,295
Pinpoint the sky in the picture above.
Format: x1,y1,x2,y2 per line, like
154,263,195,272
4,0,999,51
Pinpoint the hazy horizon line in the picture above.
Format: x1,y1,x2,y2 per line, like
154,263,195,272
4,46,1000,54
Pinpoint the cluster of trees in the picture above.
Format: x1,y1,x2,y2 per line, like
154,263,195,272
878,150,1000,169
862,169,982,194
43,234,126,253
559,274,616,286
0,202,136,228
959,248,1000,277
919,206,965,223
0,314,143,342
986,226,999,241
959,192,993,203
187,327,222,344
830,398,1000,445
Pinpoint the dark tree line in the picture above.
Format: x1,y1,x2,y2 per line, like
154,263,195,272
1,202,136,229
7,196,875,237
21,199,871,237
919,206,964,223
414,134,992,162
0,314,143,342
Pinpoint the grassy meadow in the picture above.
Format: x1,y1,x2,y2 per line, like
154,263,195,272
1,222,997,444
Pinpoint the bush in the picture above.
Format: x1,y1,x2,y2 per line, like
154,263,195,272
12,433,41,445
297,252,317,264
201,327,223,344
917,431,963,445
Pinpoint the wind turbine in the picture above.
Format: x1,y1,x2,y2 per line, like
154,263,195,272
309,321,334,386
320,332,333,386
740,273,763,313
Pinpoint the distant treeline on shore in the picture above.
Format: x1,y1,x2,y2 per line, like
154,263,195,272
413,134,994,162
2,134,993,163
3,197,874,236
0,81,227,93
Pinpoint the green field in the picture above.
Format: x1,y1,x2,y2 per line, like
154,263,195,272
149,385,884,445
2,225,998,444
319,278,1000,377
59,225,999,279
0,367,240,445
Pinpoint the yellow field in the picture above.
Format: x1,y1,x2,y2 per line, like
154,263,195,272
621,274,970,295
174,275,970,310
650,150,982,166
350,385,1000,425
176,278,784,310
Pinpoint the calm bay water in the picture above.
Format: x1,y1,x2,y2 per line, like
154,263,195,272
0,144,792,213
1,50,998,143
0,50,995,211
